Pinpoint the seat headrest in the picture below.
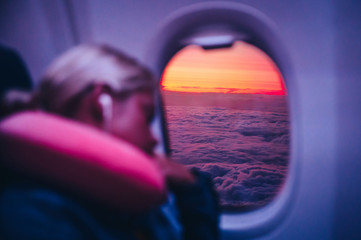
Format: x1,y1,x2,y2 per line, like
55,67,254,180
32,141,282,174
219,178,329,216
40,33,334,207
0,111,166,212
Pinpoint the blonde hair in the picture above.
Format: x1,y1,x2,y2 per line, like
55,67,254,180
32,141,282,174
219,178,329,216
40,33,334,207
1,44,156,118
36,44,155,116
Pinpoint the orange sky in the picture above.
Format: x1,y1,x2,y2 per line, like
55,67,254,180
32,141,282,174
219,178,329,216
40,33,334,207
161,41,286,95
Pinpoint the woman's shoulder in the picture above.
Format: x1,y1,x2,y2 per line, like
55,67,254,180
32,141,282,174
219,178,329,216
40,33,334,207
0,182,133,240
0,182,90,239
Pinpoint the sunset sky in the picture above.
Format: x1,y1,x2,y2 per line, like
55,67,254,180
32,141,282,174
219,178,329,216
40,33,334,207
161,41,286,95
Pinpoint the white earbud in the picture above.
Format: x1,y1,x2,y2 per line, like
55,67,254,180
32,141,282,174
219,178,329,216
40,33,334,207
98,93,112,131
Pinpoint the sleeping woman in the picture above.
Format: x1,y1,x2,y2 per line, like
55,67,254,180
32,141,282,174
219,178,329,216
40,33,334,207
0,44,219,240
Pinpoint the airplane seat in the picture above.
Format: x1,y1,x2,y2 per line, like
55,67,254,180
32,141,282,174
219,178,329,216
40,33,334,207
0,45,32,98
0,45,33,119
0,45,34,192
0,111,166,212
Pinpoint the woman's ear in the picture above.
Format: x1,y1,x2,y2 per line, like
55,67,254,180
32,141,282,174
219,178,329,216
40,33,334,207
90,84,113,130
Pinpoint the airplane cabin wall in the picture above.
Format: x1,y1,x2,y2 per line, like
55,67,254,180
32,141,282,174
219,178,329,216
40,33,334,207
0,0,78,83
0,0,360,239
333,1,361,239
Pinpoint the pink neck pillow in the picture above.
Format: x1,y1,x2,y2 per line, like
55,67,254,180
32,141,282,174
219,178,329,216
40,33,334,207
0,111,166,212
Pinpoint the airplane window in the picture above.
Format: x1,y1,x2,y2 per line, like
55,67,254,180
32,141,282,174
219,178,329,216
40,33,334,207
160,41,289,211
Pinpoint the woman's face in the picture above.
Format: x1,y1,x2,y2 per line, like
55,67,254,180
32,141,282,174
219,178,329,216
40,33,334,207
110,90,158,156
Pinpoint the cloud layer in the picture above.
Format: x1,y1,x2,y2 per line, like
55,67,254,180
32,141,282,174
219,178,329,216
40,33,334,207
165,94,289,210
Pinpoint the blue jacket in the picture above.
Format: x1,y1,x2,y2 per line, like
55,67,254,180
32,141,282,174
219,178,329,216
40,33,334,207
0,171,219,240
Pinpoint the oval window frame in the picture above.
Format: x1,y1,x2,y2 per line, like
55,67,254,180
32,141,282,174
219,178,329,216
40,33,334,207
145,2,300,238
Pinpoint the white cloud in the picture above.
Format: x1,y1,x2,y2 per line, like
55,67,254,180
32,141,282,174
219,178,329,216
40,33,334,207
165,95,289,210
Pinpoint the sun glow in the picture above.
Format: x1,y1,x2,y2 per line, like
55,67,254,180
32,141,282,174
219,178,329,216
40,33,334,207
161,41,286,95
